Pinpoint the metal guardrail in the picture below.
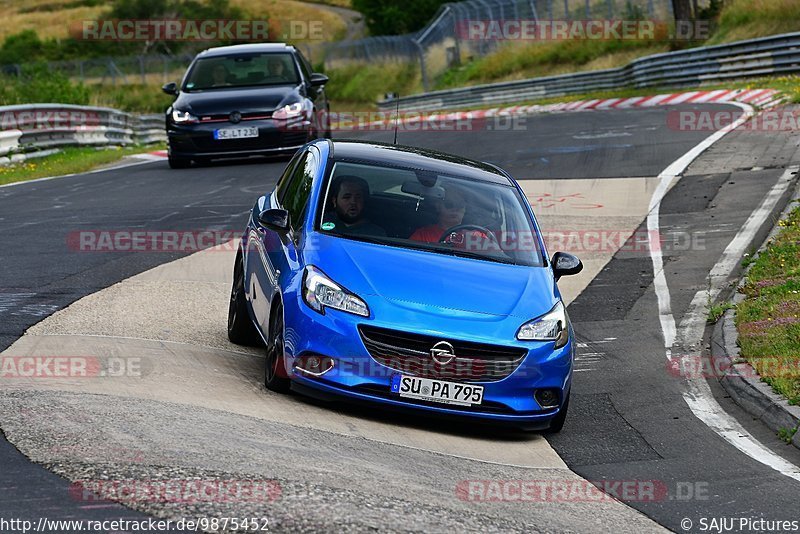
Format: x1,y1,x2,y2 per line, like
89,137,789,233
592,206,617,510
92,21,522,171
378,31,800,111
0,104,164,165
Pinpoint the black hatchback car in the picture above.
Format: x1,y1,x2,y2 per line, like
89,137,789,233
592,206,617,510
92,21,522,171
163,43,330,168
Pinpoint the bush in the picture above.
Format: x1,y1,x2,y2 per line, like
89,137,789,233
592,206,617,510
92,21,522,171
0,64,90,106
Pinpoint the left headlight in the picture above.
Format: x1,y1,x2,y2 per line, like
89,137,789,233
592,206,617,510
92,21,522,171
273,102,306,120
303,265,369,317
517,301,569,348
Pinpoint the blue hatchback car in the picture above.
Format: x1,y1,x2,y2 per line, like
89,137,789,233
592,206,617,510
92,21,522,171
227,140,583,431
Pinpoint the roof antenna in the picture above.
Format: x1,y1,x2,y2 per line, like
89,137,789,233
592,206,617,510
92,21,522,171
386,92,400,145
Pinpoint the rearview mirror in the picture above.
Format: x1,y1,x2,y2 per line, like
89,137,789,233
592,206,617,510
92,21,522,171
552,252,583,281
162,82,178,95
258,208,289,233
401,180,445,199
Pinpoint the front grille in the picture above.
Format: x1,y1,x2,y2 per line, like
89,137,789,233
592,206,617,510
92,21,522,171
358,325,526,383
199,111,274,123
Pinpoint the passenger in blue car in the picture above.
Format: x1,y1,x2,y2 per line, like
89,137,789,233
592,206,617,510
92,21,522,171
323,175,387,236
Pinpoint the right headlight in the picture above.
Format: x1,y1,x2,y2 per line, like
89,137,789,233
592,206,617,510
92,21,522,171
516,301,569,348
171,109,198,124
303,265,369,317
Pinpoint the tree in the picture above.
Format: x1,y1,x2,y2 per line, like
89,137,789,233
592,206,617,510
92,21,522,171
352,0,450,36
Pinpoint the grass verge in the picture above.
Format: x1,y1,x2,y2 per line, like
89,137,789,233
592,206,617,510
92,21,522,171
735,201,800,405
0,145,161,186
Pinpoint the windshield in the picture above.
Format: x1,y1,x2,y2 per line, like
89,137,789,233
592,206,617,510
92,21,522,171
316,160,545,267
183,53,300,91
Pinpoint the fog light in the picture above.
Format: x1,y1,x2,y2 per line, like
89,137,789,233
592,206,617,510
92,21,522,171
535,389,560,409
294,355,334,377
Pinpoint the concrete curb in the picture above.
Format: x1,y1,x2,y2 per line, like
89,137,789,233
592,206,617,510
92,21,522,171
711,176,800,449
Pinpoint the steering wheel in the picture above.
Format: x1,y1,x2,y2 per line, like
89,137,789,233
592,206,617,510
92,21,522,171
438,224,500,247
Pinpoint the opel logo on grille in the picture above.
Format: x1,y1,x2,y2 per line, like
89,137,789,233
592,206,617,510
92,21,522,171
229,111,242,124
430,341,456,366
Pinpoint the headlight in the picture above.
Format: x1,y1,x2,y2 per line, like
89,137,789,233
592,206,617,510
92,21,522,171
517,301,569,347
273,102,305,120
303,265,369,317
171,109,198,124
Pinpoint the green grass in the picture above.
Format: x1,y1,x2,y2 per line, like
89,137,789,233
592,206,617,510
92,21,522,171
708,301,735,323
708,0,800,44
735,203,800,405
0,145,161,186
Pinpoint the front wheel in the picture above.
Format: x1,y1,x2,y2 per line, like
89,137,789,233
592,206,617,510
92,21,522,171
168,154,191,169
265,302,290,393
227,254,262,346
545,392,570,433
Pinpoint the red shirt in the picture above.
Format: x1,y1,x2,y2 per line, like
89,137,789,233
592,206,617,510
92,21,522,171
409,224,446,243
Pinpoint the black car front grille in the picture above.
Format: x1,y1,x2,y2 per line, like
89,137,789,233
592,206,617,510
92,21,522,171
358,325,526,383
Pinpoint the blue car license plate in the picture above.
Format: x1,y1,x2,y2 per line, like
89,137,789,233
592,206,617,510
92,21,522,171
391,375,484,406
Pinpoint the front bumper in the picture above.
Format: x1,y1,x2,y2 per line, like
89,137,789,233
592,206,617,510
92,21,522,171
166,117,312,158
282,288,574,428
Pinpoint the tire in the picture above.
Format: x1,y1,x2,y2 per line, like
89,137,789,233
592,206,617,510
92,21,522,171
545,392,570,433
265,301,290,393
227,254,262,346
168,154,191,169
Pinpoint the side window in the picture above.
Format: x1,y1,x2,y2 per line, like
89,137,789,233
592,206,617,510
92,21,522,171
282,150,319,229
275,150,304,203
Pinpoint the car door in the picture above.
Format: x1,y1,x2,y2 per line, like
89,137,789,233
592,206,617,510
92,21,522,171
296,50,327,113
250,147,320,330
246,150,301,329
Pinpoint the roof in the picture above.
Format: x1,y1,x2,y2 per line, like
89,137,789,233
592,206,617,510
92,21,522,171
199,43,294,58
325,140,513,186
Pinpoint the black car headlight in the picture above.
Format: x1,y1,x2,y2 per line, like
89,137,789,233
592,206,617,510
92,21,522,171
273,102,307,121
171,109,198,124
517,301,569,348
303,265,369,317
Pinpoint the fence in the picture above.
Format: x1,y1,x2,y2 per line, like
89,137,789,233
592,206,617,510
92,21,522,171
323,0,677,90
0,104,164,165
377,31,800,111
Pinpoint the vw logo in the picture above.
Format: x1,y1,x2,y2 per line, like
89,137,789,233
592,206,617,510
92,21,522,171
229,111,242,124
430,341,456,366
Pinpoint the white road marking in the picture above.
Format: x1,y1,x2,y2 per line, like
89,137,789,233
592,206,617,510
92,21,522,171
647,101,800,481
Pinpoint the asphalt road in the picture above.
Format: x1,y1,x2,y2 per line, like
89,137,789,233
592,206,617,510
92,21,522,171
2,104,799,532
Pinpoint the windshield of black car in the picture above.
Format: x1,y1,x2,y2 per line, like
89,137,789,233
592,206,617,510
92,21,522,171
183,53,300,91
316,160,545,267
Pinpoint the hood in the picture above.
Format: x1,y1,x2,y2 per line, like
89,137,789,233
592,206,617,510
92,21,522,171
173,85,302,115
305,234,558,319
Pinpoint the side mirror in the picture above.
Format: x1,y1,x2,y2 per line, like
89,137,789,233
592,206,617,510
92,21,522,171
162,82,178,95
552,252,583,281
258,208,289,233
309,73,329,87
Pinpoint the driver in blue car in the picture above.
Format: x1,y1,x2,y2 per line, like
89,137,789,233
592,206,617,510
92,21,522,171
410,185,489,246
323,175,387,237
